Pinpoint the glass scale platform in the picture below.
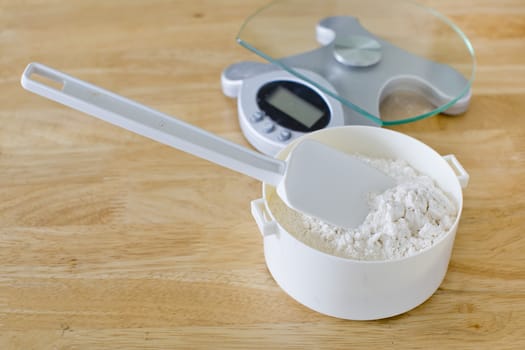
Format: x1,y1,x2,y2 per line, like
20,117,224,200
221,0,475,155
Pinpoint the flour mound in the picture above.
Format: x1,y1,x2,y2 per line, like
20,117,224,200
268,157,458,261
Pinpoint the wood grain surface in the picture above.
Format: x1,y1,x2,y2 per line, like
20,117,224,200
1,0,524,349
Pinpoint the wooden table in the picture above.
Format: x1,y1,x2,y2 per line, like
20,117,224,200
1,1,524,348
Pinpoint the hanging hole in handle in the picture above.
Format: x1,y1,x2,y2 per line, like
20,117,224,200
24,64,66,91
30,72,65,91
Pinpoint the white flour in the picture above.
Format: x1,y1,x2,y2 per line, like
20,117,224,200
268,156,458,261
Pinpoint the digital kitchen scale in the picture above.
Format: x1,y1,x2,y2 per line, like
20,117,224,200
221,0,475,156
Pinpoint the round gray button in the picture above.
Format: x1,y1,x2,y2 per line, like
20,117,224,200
278,129,291,141
262,121,275,133
251,110,265,122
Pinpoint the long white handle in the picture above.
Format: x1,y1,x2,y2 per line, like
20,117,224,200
21,63,285,186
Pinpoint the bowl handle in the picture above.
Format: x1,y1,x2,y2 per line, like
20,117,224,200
251,198,278,237
443,154,469,188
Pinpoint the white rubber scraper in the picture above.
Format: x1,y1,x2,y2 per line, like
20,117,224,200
21,62,395,229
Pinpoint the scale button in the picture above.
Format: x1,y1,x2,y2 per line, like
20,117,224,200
278,129,291,141
262,121,275,133
251,110,265,122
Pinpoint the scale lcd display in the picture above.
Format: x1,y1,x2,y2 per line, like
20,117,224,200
265,86,324,128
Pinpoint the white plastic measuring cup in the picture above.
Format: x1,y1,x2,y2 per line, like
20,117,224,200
21,62,394,229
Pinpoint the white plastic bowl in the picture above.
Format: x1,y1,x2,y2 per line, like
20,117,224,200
251,126,469,320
